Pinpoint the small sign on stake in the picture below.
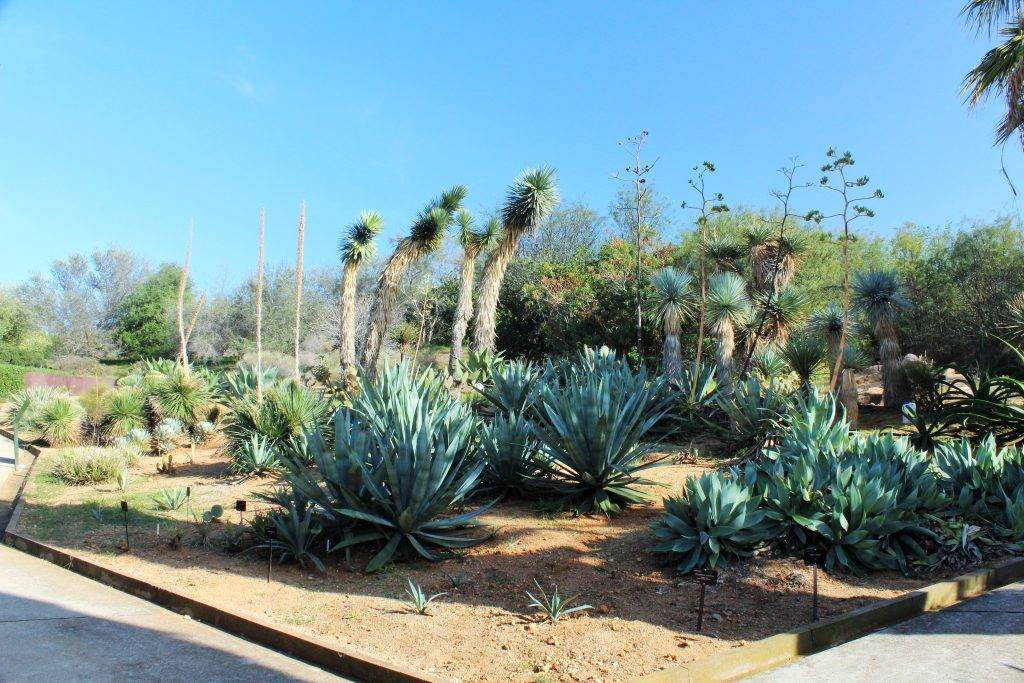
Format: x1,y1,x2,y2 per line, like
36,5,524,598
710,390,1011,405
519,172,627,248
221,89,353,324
804,546,825,621
235,499,247,524
691,568,718,631
185,486,192,520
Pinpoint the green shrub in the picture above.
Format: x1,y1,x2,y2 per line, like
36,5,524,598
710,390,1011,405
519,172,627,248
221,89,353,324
101,387,148,441
51,446,135,485
35,395,87,446
652,471,775,572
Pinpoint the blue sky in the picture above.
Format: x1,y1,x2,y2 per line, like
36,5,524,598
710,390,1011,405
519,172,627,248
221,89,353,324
0,1,1018,289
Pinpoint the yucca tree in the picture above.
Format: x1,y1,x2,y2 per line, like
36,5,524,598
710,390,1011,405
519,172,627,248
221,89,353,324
471,168,559,353
448,210,500,377
745,224,807,292
704,233,745,274
782,332,826,394
650,268,694,381
338,211,383,378
361,187,466,377
853,269,910,406
751,285,807,348
962,0,1024,145
706,272,752,396
808,302,861,421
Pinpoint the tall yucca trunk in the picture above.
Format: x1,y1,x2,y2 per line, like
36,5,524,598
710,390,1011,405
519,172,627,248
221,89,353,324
339,260,360,377
751,246,795,292
293,202,305,383
360,241,417,377
255,208,266,401
662,312,682,382
714,318,736,397
448,251,478,376
471,231,520,353
877,317,904,406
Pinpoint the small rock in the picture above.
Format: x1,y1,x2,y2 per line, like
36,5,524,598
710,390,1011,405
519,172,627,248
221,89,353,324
710,613,723,622
598,604,611,615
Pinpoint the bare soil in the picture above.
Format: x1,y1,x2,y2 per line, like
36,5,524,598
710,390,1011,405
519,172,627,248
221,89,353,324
16,441,974,682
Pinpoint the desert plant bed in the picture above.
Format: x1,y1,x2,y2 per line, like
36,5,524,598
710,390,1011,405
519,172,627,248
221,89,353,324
13,443,1001,683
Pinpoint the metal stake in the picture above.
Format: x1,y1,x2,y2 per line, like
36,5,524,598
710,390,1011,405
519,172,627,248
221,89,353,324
812,564,819,621
120,500,130,551
266,527,277,583
696,583,706,631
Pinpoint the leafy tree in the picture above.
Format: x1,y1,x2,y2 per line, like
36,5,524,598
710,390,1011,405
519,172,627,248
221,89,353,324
113,265,183,360
518,201,607,263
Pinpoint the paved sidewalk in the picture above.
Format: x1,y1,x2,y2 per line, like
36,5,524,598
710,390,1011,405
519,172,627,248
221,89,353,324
747,580,1024,682
0,543,350,681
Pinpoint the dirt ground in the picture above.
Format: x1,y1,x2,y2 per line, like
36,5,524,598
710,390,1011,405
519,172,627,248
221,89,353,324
15,437,983,683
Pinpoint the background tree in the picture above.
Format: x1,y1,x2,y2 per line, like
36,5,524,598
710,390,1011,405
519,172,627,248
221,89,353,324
518,202,606,263
361,186,466,375
113,264,183,360
449,210,500,376
339,211,382,378
472,168,559,353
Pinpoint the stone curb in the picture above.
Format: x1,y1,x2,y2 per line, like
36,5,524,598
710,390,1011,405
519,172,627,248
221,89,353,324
1,446,444,683
633,555,1024,682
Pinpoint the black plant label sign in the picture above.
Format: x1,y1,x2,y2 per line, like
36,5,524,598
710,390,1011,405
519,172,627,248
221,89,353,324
235,500,247,512
804,547,825,568
692,568,718,585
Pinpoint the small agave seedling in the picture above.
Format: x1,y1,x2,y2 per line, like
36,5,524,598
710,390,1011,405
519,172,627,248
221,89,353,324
525,579,592,623
152,487,188,511
117,469,130,493
404,579,446,615
90,508,104,523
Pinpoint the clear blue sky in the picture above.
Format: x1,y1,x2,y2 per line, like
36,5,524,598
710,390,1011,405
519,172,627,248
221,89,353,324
1,1,1018,289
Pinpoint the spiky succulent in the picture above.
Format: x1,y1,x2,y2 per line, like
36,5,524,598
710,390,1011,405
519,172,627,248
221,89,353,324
340,210,384,265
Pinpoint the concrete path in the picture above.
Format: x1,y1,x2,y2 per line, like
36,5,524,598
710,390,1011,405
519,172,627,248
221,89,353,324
0,543,351,682
747,580,1024,682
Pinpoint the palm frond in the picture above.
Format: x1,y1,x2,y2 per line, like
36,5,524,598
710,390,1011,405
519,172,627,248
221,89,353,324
339,211,383,265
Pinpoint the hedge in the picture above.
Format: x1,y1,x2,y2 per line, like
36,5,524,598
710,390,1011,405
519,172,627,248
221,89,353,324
0,364,27,398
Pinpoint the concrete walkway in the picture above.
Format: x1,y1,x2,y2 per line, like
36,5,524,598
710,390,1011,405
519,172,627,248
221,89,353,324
0,542,351,681
747,580,1024,682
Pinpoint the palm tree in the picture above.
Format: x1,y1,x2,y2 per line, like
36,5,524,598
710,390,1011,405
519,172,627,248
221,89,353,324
448,210,500,377
360,186,466,377
853,269,910,406
650,268,694,382
962,0,1024,145
706,272,752,396
339,211,383,379
471,168,559,353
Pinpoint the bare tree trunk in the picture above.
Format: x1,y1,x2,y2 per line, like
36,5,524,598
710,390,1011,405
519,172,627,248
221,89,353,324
361,242,416,378
828,230,851,393
471,231,521,353
448,252,477,376
293,202,305,383
339,260,359,378
878,323,904,406
176,220,193,378
839,368,859,427
255,208,266,401
634,187,644,360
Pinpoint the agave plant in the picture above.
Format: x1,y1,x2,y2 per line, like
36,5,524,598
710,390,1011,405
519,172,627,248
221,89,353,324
652,471,775,572
458,348,505,387
101,388,148,441
220,365,282,402
152,487,188,511
525,580,592,623
295,363,491,572
232,434,281,476
528,360,674,515
404,579,447,615
933,435,1024,522
255,498,325,571
480,359,544,416
477,412,541,497
713,375,789,453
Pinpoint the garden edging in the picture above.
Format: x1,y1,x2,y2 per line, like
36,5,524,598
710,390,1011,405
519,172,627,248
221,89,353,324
0,447,444,683
633,554,1024,683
